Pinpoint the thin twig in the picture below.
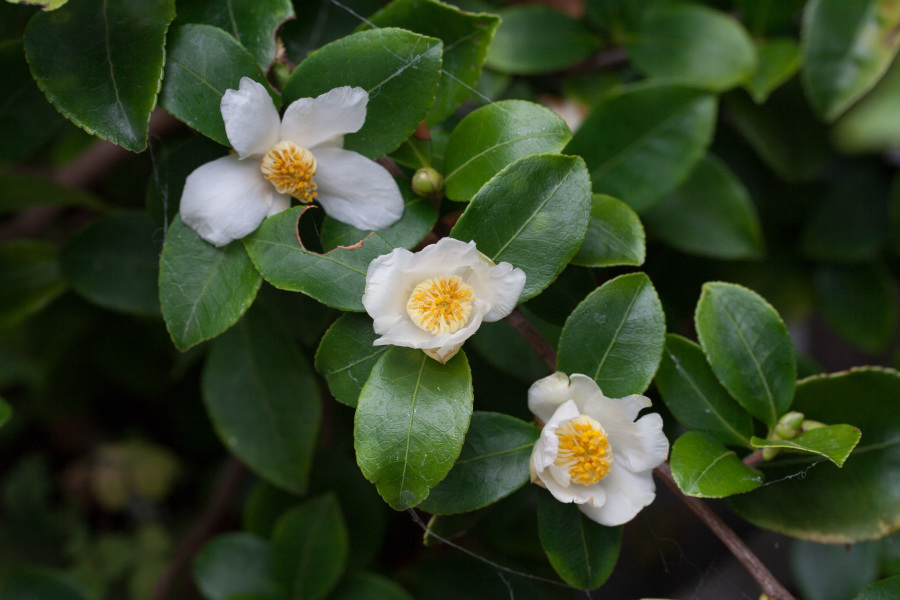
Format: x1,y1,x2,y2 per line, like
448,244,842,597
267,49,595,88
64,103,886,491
504,308,557,370
151,457,247,600
654,463,796,600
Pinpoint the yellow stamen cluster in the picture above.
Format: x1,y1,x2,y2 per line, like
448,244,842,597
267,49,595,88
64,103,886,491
406,275,475,335
555,415,613,485
260,141,317,202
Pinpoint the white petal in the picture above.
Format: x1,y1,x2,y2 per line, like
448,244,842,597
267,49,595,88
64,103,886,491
540,473,578,504
577,464,656,526
221,78,281,159
180,155,278,247
280,86,368,150
466,260,526,321
528,373,601,425
608,412,669,473
266,193,291,218
313,147,404,231
363,246,416,321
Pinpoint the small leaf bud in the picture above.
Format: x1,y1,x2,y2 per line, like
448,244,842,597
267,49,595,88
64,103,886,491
779,411,805,430
412,167,444,197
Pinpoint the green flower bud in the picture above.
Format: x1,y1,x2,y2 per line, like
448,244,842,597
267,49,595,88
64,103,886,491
412,167,444,197
779,410,805,430
801,419,826,432
775,422,799,440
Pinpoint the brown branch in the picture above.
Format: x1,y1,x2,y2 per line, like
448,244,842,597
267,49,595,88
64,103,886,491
654,463,797,600
151,457,247,600
504,308,557,370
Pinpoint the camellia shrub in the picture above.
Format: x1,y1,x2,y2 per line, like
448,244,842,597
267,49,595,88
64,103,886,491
2,0,900,598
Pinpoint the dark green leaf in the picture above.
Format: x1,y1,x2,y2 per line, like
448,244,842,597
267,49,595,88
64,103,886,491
801,0,900,120
571,194,645,268
814,263,898,353
0,240,66,328
272,494,348,600
418,412,539,514
422,510,489,547
584,0,652,42
23,0,175,151
751,425,861,467
726,368,900,542
628,2,756,91
485,5,601,75
355,347,474,510
0,174,103,215
738,0,804,37
283,28,443,160
320,183,437,252
537,492,622,590
450,153,592,301
0,397,10,429
282,0,385,61
243,206,394,312
643,154,764,260
193,533,282,600
364,0,500,125
160,24,276,146
792,539,880,600
0,39,63,161
330,572,414,600
203,306,320,495
59,211,161,316
146,136,227,226
747,38,802,103
443,100,572,201
670,432,762,498
833,56,900,154
0,566,92,600
159,216,262,351
695,282,796,428
854,576,900,600
566,83,717,212
558,272,665,398
469,318,553,382
655,334,754,448
176,0,293,69
242,481,299,539
314,312,386,407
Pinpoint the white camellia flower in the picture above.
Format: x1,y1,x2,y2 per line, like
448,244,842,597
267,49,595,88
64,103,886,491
180,77,404,247
362,237,526,363
529,372,669,527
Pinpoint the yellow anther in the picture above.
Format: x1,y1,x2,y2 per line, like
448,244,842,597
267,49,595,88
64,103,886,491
260,141,317,202
555,415,613,485
406,275,475,335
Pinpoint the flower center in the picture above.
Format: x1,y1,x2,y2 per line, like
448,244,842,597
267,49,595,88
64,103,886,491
555,415,613,485
260,141,317,202
406,275,476,335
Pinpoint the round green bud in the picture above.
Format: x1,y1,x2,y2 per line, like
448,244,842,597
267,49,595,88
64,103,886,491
779,411,805,430
801,419,826,432
412,167,444,197
775,422,799,440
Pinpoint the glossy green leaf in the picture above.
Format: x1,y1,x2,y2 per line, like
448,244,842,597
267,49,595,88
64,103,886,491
854,576,900,599
23,0,175,151
364,0,500,125
739,0,804,37
0,240,66,328
283,28,443,160
443,100,571,201
793,539,880,600
242,481,299,539
655,334,754,448
814,263,898,353
145,136,227,226
283,0,385,61
537,492,622,590
331,572,414,600
193,533,282,600
418,412,539,514
355,347,473,510
203,306,320,495
160,24,276,146
727,368,900,542
751,425,861,467
0,397,11,429
59,211,161,316
566,83,717,212
176,0,293,69
558,272,665,398
320,184,437,252
0,174,103,215
571,194,645,268
272,494,348,600
725,83,830,181
314,312,386,408
0,39,63,162
833,56,900,153
159,216,262,351
485,5,601,75
0,566,92,600
243,207,393,312
628,2,756,91
643,155,764,260
802,0,900,120
584,0,651,42
747,39,802,103
695,282,796,428
450,153,591,301
670,432,762,498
